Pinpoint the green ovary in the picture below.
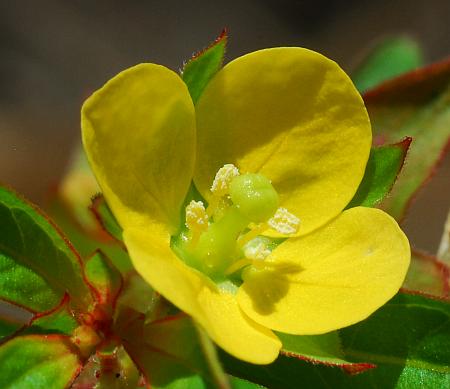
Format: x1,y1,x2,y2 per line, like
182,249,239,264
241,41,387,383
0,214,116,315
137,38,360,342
175,173,280,278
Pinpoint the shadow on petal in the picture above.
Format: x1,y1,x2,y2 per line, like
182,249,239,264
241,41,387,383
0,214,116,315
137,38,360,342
242,262,303,315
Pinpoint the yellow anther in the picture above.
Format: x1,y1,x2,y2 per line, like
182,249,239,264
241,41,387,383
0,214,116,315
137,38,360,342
185,200,209,233
210,164,240,196
268,207,300,235
244,240,271,261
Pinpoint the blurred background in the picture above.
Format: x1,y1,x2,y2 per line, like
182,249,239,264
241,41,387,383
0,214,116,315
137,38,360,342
0,0,449,252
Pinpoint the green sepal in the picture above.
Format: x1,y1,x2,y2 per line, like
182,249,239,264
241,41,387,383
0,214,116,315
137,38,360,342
181,29,228,104
347,138,411,209
85,250,123,309
90,194,124,244
0,334,82,388
352,36,424,93
21,294,79,336
364,57,450,220
223,292,450,388
0,186,93,312
403,250,449,297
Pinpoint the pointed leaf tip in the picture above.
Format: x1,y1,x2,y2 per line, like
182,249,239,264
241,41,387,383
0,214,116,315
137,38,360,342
182,29,228,104
347,138,411,209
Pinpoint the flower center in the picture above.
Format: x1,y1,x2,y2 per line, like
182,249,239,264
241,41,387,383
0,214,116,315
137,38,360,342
172,164,300,280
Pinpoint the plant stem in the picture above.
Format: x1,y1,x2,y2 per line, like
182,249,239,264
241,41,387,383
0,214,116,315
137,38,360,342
195,322,231,389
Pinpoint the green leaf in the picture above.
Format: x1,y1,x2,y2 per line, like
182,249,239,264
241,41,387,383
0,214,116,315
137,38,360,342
181,29,227,104
21,295,79,336
223,292,450,388
85,250,123,308
277,332,374,374
122,315,213,388
0,186,93,312
0,335,81,388
90,194,124,244
403,250,449,297
347,139,411,208
364,58,450,220
352,36,424,93
48,198,132,274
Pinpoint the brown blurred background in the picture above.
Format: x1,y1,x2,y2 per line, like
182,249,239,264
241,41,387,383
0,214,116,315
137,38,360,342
0,0,449,253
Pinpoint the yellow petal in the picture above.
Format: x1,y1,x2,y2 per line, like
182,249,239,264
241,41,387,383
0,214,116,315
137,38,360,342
123,227,281,364
238,207,410,334
195,48,371,236
82,63,195,234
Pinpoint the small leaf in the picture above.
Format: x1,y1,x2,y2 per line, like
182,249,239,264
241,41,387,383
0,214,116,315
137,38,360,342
21,294,79,336
90,194,124,244
0,186,93,312
72,345,141,389
122,314,213,388
0,335,82,388
223,292,450,388
403,250,449,297
181,29,228,104
277,332,374,375
364,58,450,220
347,138,411,208
85,250,123,309
352,36,424,93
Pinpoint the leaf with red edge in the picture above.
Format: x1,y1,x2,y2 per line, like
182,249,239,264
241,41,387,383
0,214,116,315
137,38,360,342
181,29,228,104
347,139,411,208
21,294,79,336
85,250,123,311
277,332,375,375
90,194,124,245
403,250,450,297
122,314,213,388
0,334,82,388
364,57,450,220
0,185,93,313
223,292,450,388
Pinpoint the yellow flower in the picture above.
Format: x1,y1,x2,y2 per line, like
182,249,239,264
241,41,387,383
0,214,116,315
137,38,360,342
81,48,410,364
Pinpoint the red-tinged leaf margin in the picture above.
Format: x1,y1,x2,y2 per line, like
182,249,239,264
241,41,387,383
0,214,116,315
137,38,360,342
363,58,450,221
279,349,376,376
0,333,84,387
0,184,96,313
90,194,125,248
364,57,450,102
404,249,450,297
85,249,124,310
183,27,228,65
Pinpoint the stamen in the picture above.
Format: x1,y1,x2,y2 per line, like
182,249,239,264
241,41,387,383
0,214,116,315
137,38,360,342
210,164,240,196
268,207,300,235
244,238,271,261
224,258,253,276
185,200,209,234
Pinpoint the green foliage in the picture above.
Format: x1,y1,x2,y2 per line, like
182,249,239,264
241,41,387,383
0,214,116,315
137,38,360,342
364,58,450,220
21,296,78,336
404,251,449,297
0,335,81,388
182,29,227,104
347,140,411,208
90,194,124,243
352,36,423,93
223,292,450,388
0,186,93,312
85,250,123,307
